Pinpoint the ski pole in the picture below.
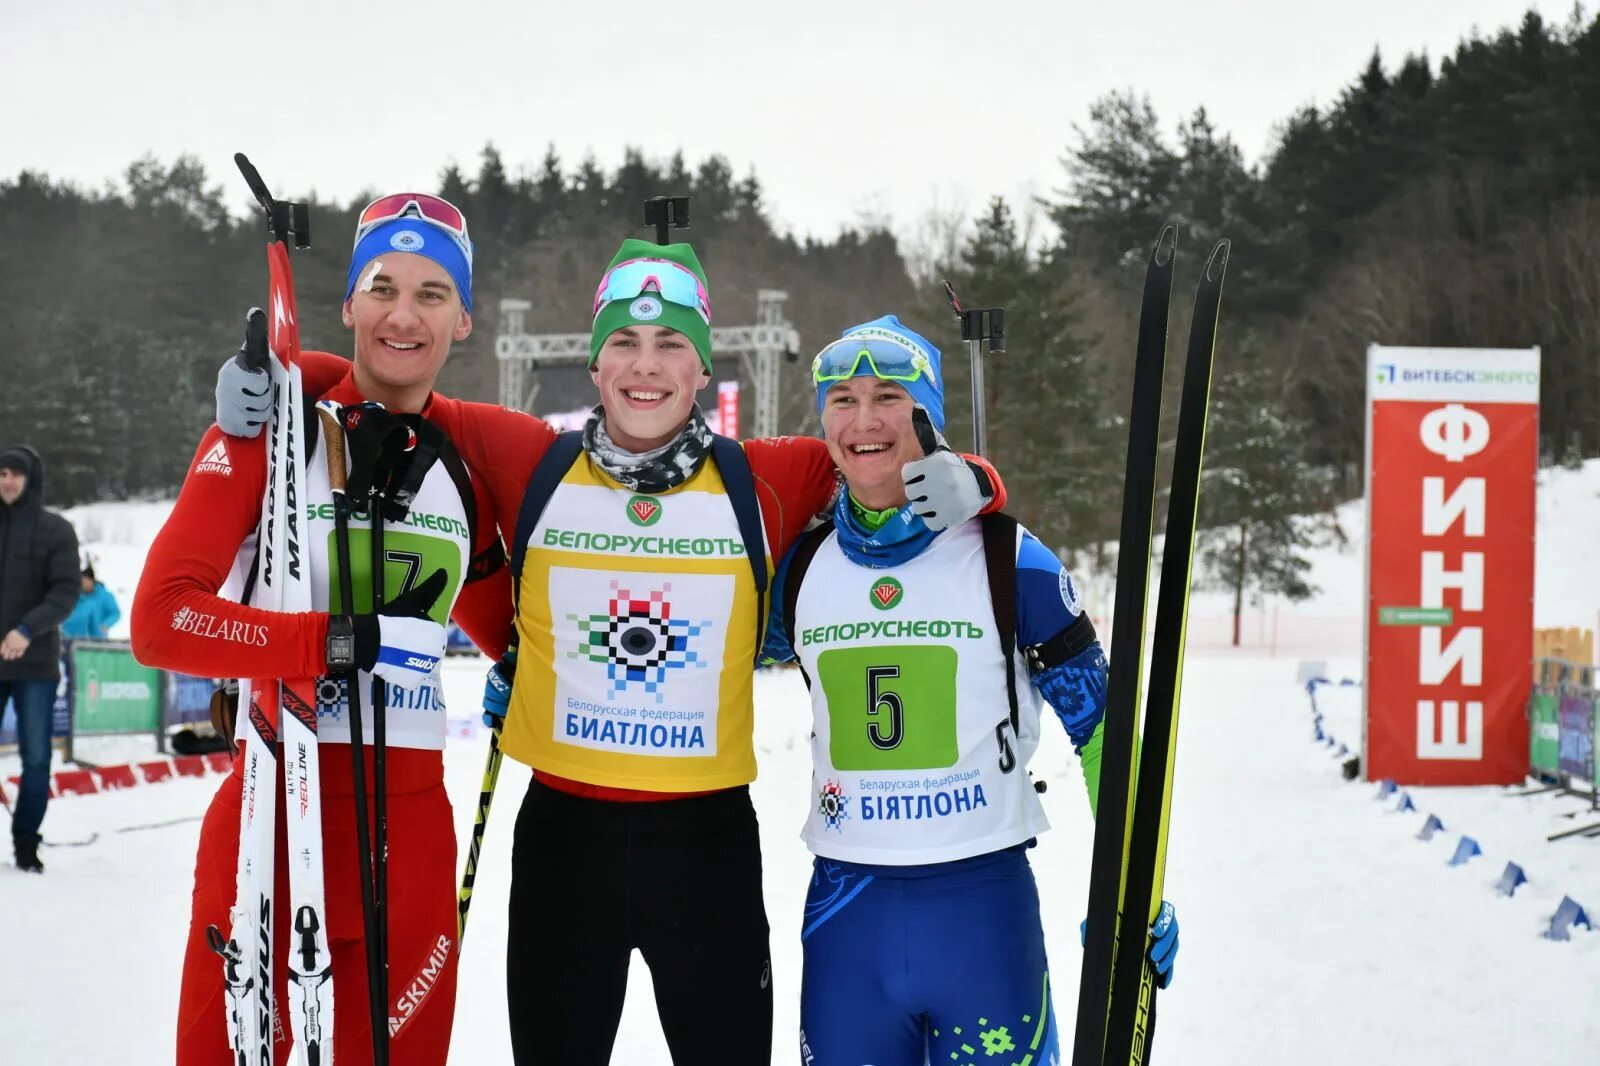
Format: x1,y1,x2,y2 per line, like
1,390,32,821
941,281,1006,458
369,499,392,1066
317,403,388,1062
457,716,505,942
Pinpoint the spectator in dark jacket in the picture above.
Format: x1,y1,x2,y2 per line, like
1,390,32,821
62,562,120,640
0,446,80,873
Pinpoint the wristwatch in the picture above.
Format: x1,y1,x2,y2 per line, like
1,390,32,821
326,615,356,673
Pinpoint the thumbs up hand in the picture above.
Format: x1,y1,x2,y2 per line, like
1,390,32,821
900,405,994,531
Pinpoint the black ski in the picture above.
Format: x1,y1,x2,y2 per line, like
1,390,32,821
1102,240,1229,1066
1072,224,1176,1066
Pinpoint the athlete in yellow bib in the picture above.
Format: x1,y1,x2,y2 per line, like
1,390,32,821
483,237,1009,1065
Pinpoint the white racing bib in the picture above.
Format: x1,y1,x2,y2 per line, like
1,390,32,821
792,522,1050,864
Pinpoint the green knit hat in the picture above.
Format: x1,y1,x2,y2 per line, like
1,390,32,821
590,238,713,372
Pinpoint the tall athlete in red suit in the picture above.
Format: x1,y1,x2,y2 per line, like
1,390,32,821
134,194,535,1065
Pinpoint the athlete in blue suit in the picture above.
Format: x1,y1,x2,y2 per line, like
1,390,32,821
764,316,1179,1066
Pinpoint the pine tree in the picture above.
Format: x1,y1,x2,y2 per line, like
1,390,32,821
938,197,1114,562
1196,339,1322,644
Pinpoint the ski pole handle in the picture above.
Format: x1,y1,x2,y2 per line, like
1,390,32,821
236,307,270,374
316,403,348,497
234,152,311,248
234,153,274,215
643,195,691,244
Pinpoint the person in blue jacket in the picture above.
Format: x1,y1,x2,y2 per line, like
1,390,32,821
762,316,1180,1065
61,563,120,640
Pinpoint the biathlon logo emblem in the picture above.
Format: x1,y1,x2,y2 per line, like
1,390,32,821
869,577,904,611
818,779,850,831
569,580,711,700
629,296,663,321
389,228,425,252
626,495,662,527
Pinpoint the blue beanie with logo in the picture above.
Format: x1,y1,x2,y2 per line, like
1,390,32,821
345,218,474,312
814,315,946,430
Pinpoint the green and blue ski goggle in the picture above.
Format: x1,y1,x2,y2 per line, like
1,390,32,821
811,333,935,385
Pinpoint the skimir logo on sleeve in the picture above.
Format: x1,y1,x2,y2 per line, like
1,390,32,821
869,576,904,611
626,495,663,527
568,580,711,700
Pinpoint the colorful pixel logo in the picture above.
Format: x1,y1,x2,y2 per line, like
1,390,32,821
568,580,710,700
817,779,850,831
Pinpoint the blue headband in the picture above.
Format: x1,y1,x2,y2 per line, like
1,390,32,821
814,315,945,430
345,218,473,312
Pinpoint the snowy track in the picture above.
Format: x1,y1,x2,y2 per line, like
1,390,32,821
6,466,1597,1062
4,655,1595,1064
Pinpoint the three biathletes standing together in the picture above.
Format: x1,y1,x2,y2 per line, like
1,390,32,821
147,188,1180,1064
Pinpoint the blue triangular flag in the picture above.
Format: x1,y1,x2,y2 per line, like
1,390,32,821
1395,792,1416,813
1418,814,1445,841
1375,779,1397,800
1448,835,1482,866
1494,862,1527,898
1542,896,1593,941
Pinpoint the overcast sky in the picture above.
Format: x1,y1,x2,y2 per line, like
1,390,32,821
1,0,1565,240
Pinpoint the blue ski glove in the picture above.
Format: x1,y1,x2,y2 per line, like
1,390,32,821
1079,899,1180,989
482,649,516,728
902,406,994,531
1149,900,1179,988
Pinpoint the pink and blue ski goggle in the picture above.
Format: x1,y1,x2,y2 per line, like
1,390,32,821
592,258,711,323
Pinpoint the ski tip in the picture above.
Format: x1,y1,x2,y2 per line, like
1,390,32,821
1205,240,1231,283
1152,223,1177,267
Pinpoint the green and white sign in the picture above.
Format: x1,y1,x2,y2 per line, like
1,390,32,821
72,644,161,735
1378,606,1454,626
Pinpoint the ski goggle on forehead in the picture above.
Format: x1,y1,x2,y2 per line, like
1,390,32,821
812,332,934,385
593,258,712,323
354,193,473,264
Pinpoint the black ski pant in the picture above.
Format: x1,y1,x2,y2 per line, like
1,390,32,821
507,778,773,1065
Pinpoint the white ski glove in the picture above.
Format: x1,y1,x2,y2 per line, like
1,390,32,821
215,311,271,438
901,406,995,531
351,569,448,691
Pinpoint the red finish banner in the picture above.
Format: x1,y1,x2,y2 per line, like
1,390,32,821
1365,347,1539,784
717,379,740,439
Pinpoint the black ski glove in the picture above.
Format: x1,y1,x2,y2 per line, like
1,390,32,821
350,569,449,690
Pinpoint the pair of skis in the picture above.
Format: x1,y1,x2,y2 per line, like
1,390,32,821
206,156,333,1066
1071,225,1229,1065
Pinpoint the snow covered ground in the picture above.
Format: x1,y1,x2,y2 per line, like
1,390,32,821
2,464,1597,1063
